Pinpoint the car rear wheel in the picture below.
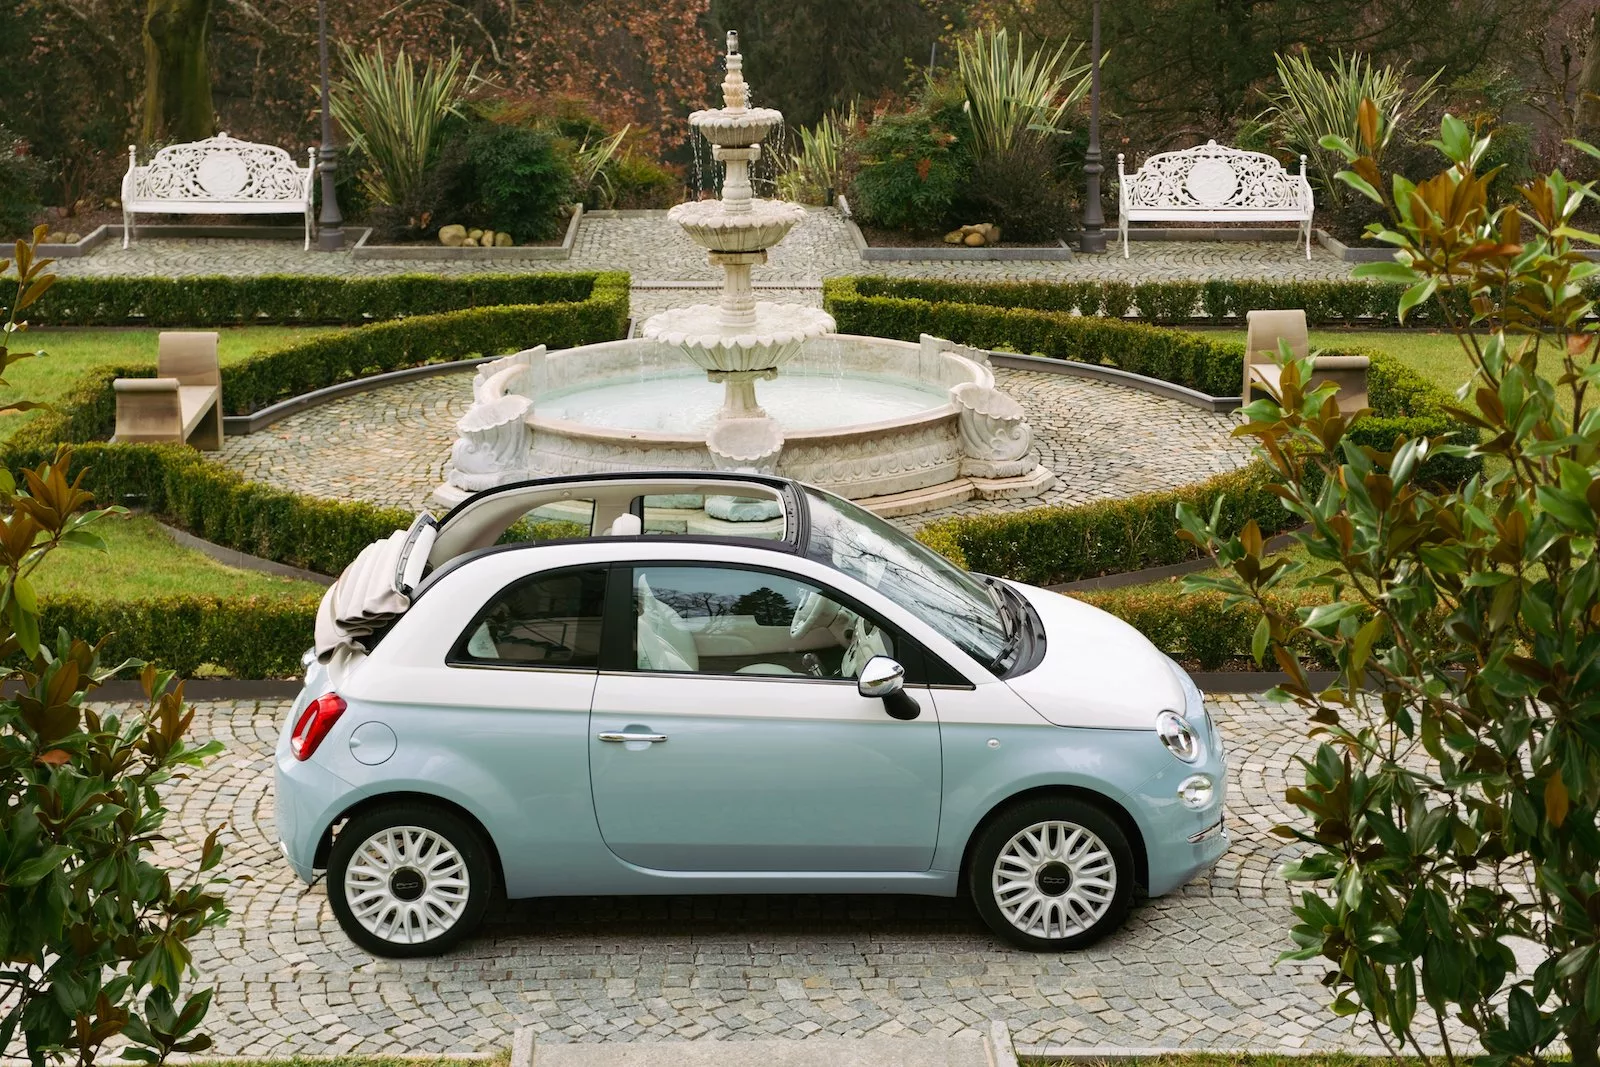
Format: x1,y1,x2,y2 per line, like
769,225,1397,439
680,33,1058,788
968,797,1134,951
327,803,492,958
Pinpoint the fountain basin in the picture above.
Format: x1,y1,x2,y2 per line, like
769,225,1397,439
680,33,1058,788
436,334,1052,513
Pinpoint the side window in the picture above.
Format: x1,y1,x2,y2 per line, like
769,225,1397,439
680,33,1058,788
631,565,895,679
454,567,607,668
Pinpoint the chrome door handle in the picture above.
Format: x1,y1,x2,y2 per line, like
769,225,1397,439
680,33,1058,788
597,732,668,743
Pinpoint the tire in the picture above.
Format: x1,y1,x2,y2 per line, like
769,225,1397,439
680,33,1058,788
326,803,493,958
967,797,1135,952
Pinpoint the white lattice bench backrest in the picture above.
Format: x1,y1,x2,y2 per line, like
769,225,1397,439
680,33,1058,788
121,132,316,250
1116,140,1314,259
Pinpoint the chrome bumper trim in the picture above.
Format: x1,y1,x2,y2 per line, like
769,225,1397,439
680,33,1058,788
1188,816,1225,844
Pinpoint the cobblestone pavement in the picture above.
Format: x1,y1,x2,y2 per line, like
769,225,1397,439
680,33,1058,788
54,210,1356,284
213,365,1256,524
153,694,1384,1054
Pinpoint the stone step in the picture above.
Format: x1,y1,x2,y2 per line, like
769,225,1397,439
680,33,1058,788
519,1027,1014,1067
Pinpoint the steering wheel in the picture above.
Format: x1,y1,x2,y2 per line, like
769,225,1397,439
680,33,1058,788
790,591,836,639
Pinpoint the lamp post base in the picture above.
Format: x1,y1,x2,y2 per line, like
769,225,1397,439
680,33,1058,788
1078,230,1107,255
316,227,345,252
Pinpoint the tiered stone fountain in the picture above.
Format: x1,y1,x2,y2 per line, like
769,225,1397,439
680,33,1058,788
436,33,1053,522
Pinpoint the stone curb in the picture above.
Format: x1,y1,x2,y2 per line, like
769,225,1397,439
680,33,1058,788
1314,228,1393,263
38,222,329,259
1017,1046,1396,1060
838,198,1075,263
350,205,582,261
513,1023,1018,1067
222,355,500,435
155,518,334,585
989,351,1240,413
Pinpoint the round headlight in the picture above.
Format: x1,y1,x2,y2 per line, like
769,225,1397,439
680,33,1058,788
1155,710,1202,763
1177,774,1215,809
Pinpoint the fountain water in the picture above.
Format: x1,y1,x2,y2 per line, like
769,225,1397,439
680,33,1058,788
436,33,1055,522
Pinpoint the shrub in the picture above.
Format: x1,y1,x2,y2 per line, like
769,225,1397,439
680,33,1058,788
607,153,681,209
27,270,607,327
0,126,43,237
960,134,1073,241
460,122,573,242
826,274,1552,327
40,593,318,677
918,463,1289,585
1181,115,1600,1067
955,27,1088,160
0,231,228,1064
848,109,968,234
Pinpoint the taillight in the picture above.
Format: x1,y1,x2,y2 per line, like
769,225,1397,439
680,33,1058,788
291,693,346,761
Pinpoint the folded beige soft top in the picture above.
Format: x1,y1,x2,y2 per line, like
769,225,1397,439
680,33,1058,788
314,516,436,663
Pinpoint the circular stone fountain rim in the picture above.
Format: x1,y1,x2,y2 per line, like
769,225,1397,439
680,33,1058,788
522,334,965,445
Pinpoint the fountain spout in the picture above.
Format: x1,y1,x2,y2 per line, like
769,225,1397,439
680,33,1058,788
640,29,833,420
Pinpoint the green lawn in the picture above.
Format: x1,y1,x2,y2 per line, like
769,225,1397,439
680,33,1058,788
34,513,324,601
4,328,337,605
1199,325,1569,398
1,325,339,433
1025,1058,1438,1067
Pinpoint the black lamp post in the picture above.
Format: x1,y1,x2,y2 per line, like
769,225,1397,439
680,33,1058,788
1078,0,1106,254
315,0,345,252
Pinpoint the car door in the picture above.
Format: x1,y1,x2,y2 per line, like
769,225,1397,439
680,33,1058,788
588,562,943,873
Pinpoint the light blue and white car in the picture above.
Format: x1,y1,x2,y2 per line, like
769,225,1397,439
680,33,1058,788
276,471,1227,957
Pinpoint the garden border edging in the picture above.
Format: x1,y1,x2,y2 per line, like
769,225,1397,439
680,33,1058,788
837,197,1077,262
222,355,500,435
350,204,582,261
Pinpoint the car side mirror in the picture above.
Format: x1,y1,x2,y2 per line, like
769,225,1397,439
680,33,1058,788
858,655,920,721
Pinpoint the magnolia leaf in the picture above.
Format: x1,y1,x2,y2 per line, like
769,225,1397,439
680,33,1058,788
1251,615,1269,664
1544,771,1569,828
1352,260,1420,284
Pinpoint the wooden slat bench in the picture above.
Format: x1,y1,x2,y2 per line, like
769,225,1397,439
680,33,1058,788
113,332,224,449
1244,309,1368,414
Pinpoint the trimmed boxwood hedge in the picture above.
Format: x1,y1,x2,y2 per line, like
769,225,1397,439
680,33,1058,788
40,593,319,678
29,272,606,326
826,274,1585,327
850,280,1483,587
7,272,628,578
9,276,630,676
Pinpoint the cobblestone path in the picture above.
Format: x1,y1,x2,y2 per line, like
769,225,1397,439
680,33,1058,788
213,365,1256,523
54,210,1356,285
157,694,1379,1054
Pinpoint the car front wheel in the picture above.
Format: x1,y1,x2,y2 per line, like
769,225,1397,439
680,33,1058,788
327,803,492,958
968,797,1134,951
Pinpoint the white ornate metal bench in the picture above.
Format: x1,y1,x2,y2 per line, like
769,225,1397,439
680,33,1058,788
121,132,316,249
1116,140,1314,259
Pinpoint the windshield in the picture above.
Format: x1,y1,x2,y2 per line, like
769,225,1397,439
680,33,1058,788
802,488,1009,670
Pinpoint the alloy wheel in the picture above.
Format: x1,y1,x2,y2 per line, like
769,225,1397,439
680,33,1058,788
990,819,1117,940
342,825,472,945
